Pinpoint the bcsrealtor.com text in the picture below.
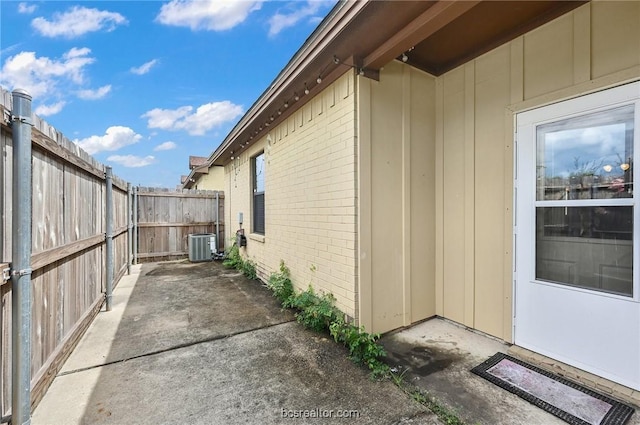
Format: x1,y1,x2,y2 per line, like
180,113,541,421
281,408,360,419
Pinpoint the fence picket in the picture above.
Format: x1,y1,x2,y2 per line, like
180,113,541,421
0,87,226,417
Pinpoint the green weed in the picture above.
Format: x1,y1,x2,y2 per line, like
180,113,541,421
223,240,257,280
266,260,294,303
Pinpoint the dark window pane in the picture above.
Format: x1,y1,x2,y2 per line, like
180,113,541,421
536,206,633,296
253,193,265,235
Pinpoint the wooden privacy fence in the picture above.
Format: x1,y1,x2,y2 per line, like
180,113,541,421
135,188,225,262
0,89,130,419
0,88,225,422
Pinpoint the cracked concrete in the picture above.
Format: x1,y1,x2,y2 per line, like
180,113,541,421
32,261,438,425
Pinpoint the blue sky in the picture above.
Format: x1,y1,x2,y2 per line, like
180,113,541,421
0,0,336,187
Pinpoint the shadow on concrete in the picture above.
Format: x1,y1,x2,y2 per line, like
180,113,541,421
96,261,295,365
33,261,439,425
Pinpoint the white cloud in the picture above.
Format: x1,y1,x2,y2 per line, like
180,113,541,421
156,0,262,31
130,59,158,75
0,48,95,99
35,101,66,116
32,6,127,38
18,3,36,14
268,1,327,37
142,101,243,136
108,155,156,168
154,141,178,151
75,126,143,155
77,84,111,100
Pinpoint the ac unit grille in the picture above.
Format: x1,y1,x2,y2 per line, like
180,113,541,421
188,233,216,262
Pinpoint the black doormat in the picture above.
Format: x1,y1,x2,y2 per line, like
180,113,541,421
471,353,635,425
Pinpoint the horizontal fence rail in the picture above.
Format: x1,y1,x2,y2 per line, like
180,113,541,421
0,87,226,422
135,188,225,262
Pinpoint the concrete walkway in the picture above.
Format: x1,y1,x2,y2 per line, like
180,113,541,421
32,261,438,425
380,319,640,425
32,260,639,425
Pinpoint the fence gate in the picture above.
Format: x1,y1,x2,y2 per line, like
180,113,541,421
134,188,225,263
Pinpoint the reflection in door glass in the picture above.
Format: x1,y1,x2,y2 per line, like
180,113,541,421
535,104,635,297
536,105,634,201
536,206,633,297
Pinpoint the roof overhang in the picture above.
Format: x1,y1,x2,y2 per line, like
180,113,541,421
209,0,587,167
181,165,210,189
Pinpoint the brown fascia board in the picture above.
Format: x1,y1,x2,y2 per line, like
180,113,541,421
208,0,369,166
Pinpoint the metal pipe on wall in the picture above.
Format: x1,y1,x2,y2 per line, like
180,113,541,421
215,191,220,253
11,88,33,425
105,166,113,311
126,183,132,275
133,186,138,265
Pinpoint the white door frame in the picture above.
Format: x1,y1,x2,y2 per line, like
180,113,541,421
514,81,640,390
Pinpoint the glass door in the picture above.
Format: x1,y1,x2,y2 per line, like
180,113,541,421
535,105,634,297
515,82,640,391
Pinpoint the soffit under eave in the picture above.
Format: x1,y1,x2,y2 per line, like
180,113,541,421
210,0,587,167
208,0,373,167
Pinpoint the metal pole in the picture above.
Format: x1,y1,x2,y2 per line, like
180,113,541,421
105,166,113,311
215,191,220,254
11,88,33,425
126,183,132,275
133,186,138,265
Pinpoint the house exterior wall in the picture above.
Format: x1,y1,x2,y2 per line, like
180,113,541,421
357,61,437,333
223,72,358,317
194,165,224,190
435,0,640,342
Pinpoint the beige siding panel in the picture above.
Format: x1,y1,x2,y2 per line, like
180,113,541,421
409,67,436,323
357,75,373,331
435,78,444,317
193,166,225,191
360,61,437,333
442,68,466,325
434,2,640,342
473,45,511,338
370,62,404,332
523,12,574,100
591,1,640,79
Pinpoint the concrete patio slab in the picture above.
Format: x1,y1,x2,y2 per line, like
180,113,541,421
32,261,438,425
380,318,640,425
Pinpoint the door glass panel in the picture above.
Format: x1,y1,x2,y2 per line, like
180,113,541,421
535,104,635,297
536,206,633,296
536,105,634,201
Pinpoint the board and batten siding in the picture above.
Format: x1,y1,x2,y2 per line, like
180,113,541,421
356,0,640,337
435,0,640,342
224,71,358,318
357,61,437,333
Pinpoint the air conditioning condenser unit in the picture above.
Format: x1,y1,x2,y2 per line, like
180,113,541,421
188,233,216,262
